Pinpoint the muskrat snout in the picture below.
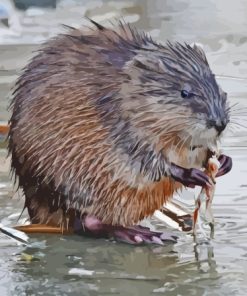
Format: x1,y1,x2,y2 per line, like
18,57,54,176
207,118,227,135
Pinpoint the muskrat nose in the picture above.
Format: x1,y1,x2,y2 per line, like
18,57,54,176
208,119,227,134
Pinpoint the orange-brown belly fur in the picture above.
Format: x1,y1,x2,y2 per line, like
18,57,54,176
88,177,182,226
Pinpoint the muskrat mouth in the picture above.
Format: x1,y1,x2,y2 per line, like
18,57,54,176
190,145,203,151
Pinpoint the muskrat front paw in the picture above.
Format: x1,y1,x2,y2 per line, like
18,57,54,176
170,163,213,188
216,154,232,177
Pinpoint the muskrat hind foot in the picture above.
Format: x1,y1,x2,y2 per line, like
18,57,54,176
73,215,177,245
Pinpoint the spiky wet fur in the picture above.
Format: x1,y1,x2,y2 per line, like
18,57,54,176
8,21,228,227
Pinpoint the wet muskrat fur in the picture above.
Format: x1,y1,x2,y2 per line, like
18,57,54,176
8,20,232,243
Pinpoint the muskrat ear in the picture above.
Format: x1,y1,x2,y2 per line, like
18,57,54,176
132,55,166,73
191,42,208,64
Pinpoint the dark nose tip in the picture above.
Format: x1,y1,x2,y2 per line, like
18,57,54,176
208,119,227,134
215,122,226,134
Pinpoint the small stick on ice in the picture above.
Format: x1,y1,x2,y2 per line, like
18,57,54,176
193,155,221,238
0,223,29,245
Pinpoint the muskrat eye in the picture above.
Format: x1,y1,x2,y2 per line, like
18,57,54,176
181,90,192,98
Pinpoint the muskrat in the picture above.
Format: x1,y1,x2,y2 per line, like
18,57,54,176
8,20,232,244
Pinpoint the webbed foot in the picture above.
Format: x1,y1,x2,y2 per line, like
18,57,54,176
73,215,177,245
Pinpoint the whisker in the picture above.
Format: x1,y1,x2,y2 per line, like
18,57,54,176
227,123,241,132
173,134,187,152
226,126,239,135
227,102,239,110
151,119,194,134
178,131,195,156
230,117,247,122
230,121,247,129
230,113,247,117
176,126,197,155
229,109,247,113
229,107,247,113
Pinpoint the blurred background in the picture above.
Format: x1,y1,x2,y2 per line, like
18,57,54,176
0,1,247,295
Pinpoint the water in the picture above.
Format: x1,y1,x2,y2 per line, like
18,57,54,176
0,0,247,295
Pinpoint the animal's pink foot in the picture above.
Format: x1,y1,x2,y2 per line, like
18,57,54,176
73,215,177,245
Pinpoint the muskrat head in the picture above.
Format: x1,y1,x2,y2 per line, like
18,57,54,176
121,40,229,161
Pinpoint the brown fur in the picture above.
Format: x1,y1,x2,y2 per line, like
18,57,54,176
9,21,221,228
